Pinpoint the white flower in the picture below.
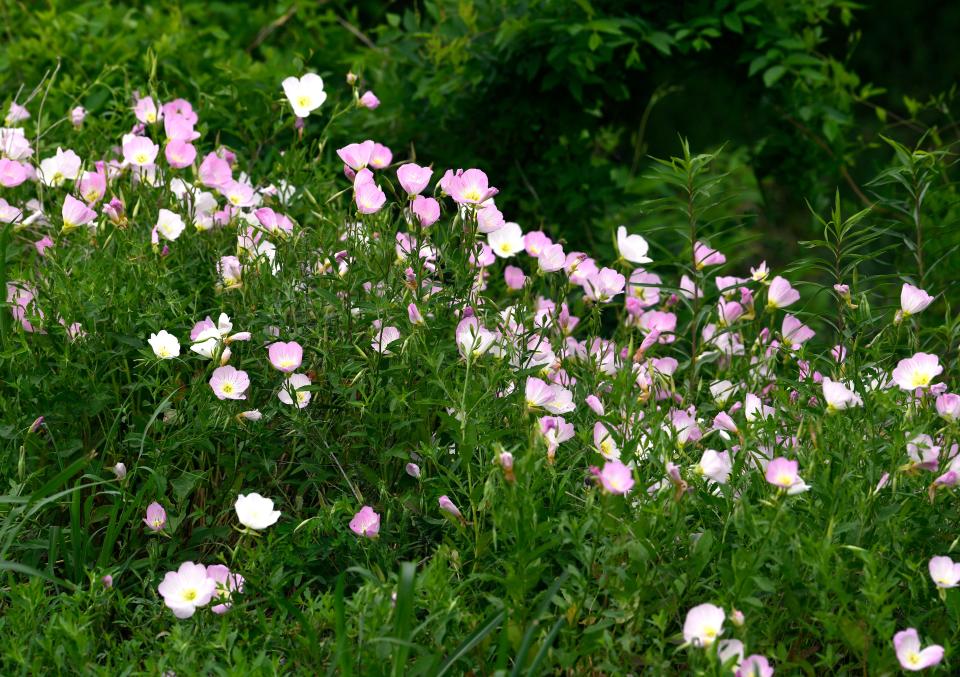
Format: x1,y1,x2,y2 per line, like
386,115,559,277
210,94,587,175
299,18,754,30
157,562,217,619
683,603,725,648
278,373,312,409
709,379,736,406
282,74,327,118
235,492,281,530
822,377,862,412
488,222,525,258
929,556,960,589
148,330,180,359
38,147,82,186
695,449,731,484
616,226,652,264
156,208,185,241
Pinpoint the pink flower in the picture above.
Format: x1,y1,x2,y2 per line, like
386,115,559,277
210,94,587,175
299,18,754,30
736,655,774,677
372,323,401,354
411,195,440,227
583,267,626,303
929,556,960,588
206,564,244,614
936,394,960,422
35,236,54,256
7,282,43,332
593,422,620,460
359,91,380,109
278,373,312,408
899,283,934,320
5,101,29,124
337,140,375,170
524,231,552,258
906,434,940,471
101,574,113,588
765,457,810,494
165,140,196,169
585,395,604,416
355,182,386,214
694,241,726,269
892,353,943,391
538,415,574,460
448,168,497,205
122,135,159,167
538,244,567,273
144,502,167,531
408,303,424,325
157,562,218,619
164,113,200,142
0,158,29,187
476,203,505,234
504,265,526,290
209,366,250,400
61,195,97,232
78,170,107,204
397,163,433,196
134,96,162,124
438,495,463,520
199,152,232,188
893,628,944,671
683,603,725,647
594,460,634,494
405,463,421,479
369,143,392,169
822,378,862,412
781,315,815,348
766,276,800,309
349,506,381,537
218,256,243,288
162,99,198,124
254,207,294,237
268,341,303,372
696,449,732,484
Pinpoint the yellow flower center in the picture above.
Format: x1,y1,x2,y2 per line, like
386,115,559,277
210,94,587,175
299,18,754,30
221,383,234,394
908,652,920,666
181,588,197,602
776,473,793,487
146,112,156,123
135,153,148,165
463,189,482,202
297,95,311,109
910,371,931,388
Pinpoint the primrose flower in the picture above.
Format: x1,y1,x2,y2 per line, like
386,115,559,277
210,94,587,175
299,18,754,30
583,267,626,303
112,462,127,480
455,317,496,358
781,315,815,348
355,182,386,214
594,460,635,495
929,556,960,589
406,463,421,479
822,378,862,412
134,96,162,124
411,195,440,227
504,265,526,290
278,373,312,408
694,241,725,269
206,564,244,614
906,434,940,471
766,276,800,309
155,209,185,242
488,223,524,258
144,502,167,531
765,457,810,494
592,421,620,460
892,353,943,391
369,143,392,169
165,140,196,169
359,90,380,109
710,380,736,406
448,168,497,205
476,202,505,234
38,147,82,186
538,244,567,273
897,283,934,322
218,256,243,288
268,341,303,373
438,495,463,520
695,449,732,484
538,415,574,461
349,506,381,538
750,261,770,282
0,158,29,187
209,365,250,400
737,655,774,677
282,73,327,117
5,102,29,124
199,151,232,188
683,603,725,648
78,170,107,204
0,127,32,160
157,562,217,619
122,135,159,167
893,628,944,671
337,140,375,170
936,394,960,422
616,226,652,264
70,106,86,127
397,163,433,196
235,493,281,530
148,330,180,359
61,195,97,232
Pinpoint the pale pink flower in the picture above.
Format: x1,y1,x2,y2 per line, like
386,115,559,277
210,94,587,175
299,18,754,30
583,267,626,303
448,168,497,205
936,394,960,422
268,341,303,372
372,323,401,354
369,143,392,169
199,152,232,188
781,315,815,348
144,501,167,531
411,195,440,226
408,303,424,325
359,91,380,109
122,135,159,167
504,265,526,290
218,256,243,288
438,495,462,519
766,276,800,309
616,226,652,264
476,202,505,234
523,231,552,258
593,421,620,460
34,236,54,256
5,102,29,124
893,628,944,671
209,365,250,400
0,158,29,187
165,140,197,168
538,415,574,460
455,317,496,358
337,140,375,170
397,163,433,196
157,562,218,619
906,434,940,471
278,373,312,408
155,208,185,241
164,113,200,142
683,603,725,647
134,96,162,124
538,243,566,273
899,283,934,320
585,395,604,416
254,207,294,237
206,564,244,614
765,457,810,494
162,98,198,125
892,353,943,391
406,463,421,479
349,506,381,537
38,147,81,186
736,655,774,677
61,195,97,232
695,449,732,484
593,460,634,494
694,241,725,269
929,556,960,589
78,170,107,204
822,378,862,412
355,182,386,214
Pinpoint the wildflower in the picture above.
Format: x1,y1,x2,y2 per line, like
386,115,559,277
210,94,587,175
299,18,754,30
38,147,82,186
405,463,421,479
936,394,960,422
209,366,250,400
730,609,745,627
349,506,381,538
5,102,29,125
337,140,375,170
199,151,232,188
268,341,303,373
593,421,620,460
134,96,162,124
448,168,497,205
144,502,167,531
781,315,815,348
737,655,774,677
476,202,505,234
616,226,652,264
750,261,769,282
582,267,626,303
539,415,574,461
61,195,97,232
78,170,107,204
683,603,725,648
369,143,392,169
359,90,380,109
148,330,180,359
897,283,934,323
101,574,113,588
155,209,185,242
765,457,810,494
585,395,604,416
928,556,960,589
695,449,732,484
822,378,862,412
346,72,358,85
278,373,312,408
906,434,940,471
498,451,515,482
710,380,736,406
455,317,496,358
396,163,433,196
157,562,217,619
238,410,262,422
504,265,526,290
355,182,386,214
218,256,243,288
892,353,943,391
372,323,401,354
694,241,725,269
438,495,463,521
893,628,944,671
282,73,327,117
122,135,160,168
235,493,281,530
593,460,635,494
0,158,29,187
766,276,799,309
67,106,85,128
165,140,196,169
112,463,127,480
206,564,244,614
411,195,440,227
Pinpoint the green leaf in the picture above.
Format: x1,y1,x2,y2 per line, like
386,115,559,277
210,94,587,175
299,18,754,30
762,65,787,87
